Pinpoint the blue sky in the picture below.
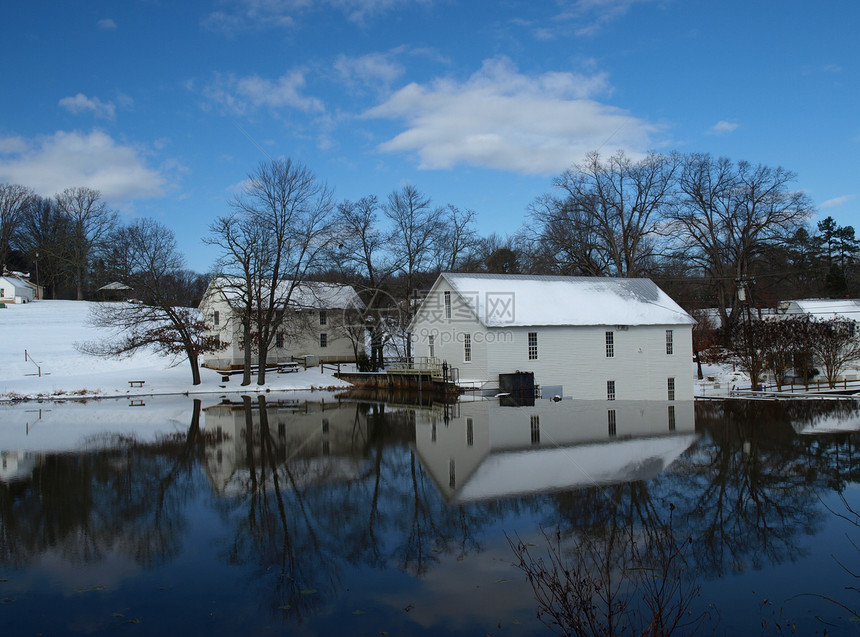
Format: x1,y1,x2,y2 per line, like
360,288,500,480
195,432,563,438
1,0,857,272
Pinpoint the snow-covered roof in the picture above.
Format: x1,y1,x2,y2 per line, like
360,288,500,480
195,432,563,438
783,299,860,321
437,273,695,327
206,277,364,310
98,281,132,291
0,275,32,290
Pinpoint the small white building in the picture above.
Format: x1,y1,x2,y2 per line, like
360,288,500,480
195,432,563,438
781,298,860,322
199,278,364,370
0,275,36,304
410,273,695,401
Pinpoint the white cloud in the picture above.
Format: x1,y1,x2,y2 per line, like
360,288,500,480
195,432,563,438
0,130,166,201
820,194,856,209
59,93,116,120
203,70,324,115
97,18,117,30
707,120,738,135
363,57,659,175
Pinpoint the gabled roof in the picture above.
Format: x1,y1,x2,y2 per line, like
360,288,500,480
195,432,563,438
431,273,694,327
205,277,364,310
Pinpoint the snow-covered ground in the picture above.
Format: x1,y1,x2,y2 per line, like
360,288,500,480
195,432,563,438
0,300,352,402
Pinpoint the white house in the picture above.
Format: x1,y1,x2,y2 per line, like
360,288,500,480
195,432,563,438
199,278,364,370
410,273,695,401
0,275,36,304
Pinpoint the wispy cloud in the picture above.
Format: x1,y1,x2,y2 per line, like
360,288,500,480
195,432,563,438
820,194,856,209
59,93,116,120
542,0,661,38
0,130,166,201
97,18,117,30
707,120,738,135
203,0,426,33
363,56,659,175
202,70,324,115
334,50,405,92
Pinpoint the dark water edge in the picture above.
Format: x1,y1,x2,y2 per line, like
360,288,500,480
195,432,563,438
1,395,859,635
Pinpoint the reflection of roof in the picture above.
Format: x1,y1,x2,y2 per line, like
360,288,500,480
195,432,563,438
206,277,364,310
439,273,694,327
794,413,860,435
215,456,366,496
452,434,698,503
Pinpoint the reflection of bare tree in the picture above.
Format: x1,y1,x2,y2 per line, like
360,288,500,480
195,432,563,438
0,400,205,569
667,400,860,577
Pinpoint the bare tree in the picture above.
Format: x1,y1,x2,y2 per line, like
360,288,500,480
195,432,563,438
808,318,860,388
228,158,335,385
530,151,679,277
205,213,265,386
78,219,221,385
0,183,33,272
55,187,118,300
384,185,442,358
671,155,812,330
434,204,479,272
333,196,398,368
18,195,71,298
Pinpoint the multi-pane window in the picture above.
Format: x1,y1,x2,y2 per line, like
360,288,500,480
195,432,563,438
530,414,540,445
464,333,471,362
214,310,219,326
449,459,456,488
667,377,675,401
528,332,538,360
605,331,614,358
466,417,474,447
276,331,284,348
320,333,328,348
666,329,674,355
608,409,617,437
607,380,616,401
319,310,327,326
668,405,676,431
444,290,452,319
322,417,330,434
428,335,435,358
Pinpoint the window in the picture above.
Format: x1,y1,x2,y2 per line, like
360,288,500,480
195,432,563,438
322,418,330,434
322,440,330,456
528,332,538,360
607,380,616,401
214,310,219,326
449,459,456,488
668,405,676,431
444,290,452,319
428,335,435,358
530,414,540,445
665,329,674,355
608,409,617,437
605,331,614,358
275,331,284,348
320,333,328,348
667,377,675,401
466,417,474,446
319,310,327,326
464,333,471,362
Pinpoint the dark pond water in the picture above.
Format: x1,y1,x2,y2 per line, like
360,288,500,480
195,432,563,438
1,393,859,636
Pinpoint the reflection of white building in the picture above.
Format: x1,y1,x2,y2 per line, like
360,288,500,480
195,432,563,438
410,273,695,400
0,450,39,483
201,400,369,496
413,399,697,504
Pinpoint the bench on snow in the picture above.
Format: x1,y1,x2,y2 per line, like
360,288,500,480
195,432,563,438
128,380,145,388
